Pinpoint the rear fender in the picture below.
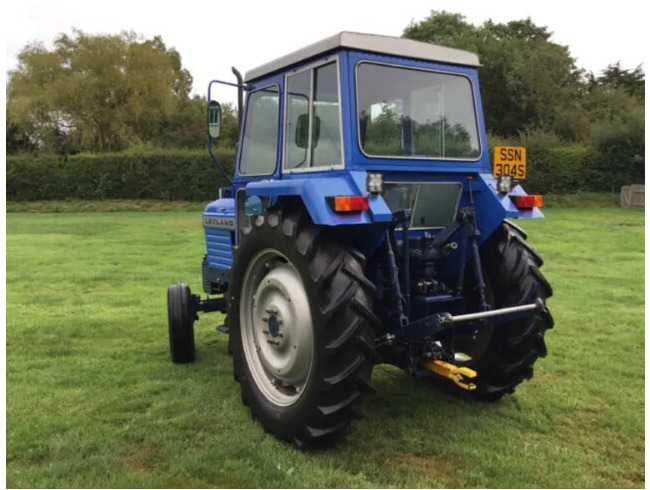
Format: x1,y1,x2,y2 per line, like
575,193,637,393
478,173,544,220
244,171,393,226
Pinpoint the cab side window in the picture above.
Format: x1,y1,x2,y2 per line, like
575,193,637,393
285,61,342,170
239,85,280,175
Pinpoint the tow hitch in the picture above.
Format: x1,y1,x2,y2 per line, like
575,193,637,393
423,359,477,390
411,299,547,389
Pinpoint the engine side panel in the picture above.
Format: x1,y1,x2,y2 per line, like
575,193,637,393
202,198,235,293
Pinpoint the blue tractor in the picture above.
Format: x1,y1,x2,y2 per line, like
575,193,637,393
167,32,553,448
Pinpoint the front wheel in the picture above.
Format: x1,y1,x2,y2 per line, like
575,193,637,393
226,207,378,448
167,282,196,364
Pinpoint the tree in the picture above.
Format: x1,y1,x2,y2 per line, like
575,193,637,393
217,102,240,150
7,30,193,153
403,12,585,139
581,64,645,189
588,107,644,190
587,62,645,101
6,121,37,154
160,97,239,150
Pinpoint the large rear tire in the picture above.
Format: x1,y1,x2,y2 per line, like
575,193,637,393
226,207,378,448
460,221,554,400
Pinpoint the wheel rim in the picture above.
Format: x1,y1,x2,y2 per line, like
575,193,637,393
453,326,493,365
240,249,314,407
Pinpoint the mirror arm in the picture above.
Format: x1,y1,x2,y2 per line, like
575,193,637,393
208,79,247,95
206,77,251,185
207,133,233,184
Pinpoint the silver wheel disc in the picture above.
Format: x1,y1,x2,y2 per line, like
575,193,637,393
240,249,314,407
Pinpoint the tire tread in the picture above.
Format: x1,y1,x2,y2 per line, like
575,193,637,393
470,222,554,401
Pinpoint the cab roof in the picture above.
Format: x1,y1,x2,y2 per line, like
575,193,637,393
244,31,480,82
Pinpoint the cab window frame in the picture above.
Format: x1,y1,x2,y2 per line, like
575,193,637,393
238,83,282,177
282,56,345,174
354,60,483,162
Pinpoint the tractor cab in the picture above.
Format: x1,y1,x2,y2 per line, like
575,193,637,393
236,32,485,177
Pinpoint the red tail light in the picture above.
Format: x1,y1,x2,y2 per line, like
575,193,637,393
327,196,369,213
511,195,543,209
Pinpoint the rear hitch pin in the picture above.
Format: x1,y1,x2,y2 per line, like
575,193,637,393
423,359,477,390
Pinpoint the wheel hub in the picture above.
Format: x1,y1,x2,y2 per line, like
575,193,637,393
264,309,282,338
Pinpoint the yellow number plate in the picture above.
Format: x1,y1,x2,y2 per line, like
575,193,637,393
493,146,527,179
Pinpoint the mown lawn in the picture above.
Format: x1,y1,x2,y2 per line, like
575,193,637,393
5,207,645,488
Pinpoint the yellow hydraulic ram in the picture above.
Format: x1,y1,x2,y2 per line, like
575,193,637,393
423,359,477,390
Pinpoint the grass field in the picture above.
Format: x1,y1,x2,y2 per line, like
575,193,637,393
5,207,645,488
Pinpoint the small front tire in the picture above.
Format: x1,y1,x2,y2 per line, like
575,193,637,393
168,282,196,364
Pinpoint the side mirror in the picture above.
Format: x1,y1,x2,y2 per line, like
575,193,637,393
295,114,320,149
207,101,221,140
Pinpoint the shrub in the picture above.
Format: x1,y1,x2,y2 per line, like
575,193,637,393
586,109,645,191
525,145,590,194
487,130,643,194
6,149,235,201
6,133,645,200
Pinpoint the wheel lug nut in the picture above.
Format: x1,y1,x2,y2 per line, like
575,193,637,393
262,329,269,334
262,316,269,322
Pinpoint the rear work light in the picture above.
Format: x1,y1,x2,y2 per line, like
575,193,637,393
511,195,543,209
326,196,370,213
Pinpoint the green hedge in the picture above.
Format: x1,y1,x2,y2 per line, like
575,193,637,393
489,142,643,194
488,126,645,194
6,149,235,201
5,143,643,201
524,145,590,194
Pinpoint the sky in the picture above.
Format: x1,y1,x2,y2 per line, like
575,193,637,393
4,0,647,103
